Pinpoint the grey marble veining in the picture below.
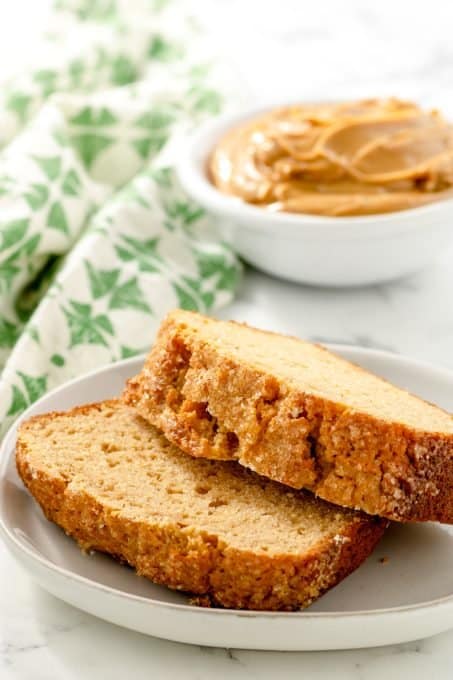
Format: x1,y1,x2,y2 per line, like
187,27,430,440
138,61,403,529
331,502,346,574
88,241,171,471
2,0,453,677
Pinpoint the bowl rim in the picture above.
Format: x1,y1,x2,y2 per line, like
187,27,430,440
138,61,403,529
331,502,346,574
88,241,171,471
177,103,453,238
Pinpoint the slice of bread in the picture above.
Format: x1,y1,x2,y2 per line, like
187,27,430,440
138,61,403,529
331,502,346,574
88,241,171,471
124,310,453,523
16,400,386,611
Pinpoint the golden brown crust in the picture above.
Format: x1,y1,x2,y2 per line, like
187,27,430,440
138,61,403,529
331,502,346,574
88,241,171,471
124,311,453,523
15,402,386,611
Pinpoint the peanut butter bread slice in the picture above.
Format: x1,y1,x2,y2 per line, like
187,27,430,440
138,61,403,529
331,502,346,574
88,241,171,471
124,310,453,523
16,400,386,611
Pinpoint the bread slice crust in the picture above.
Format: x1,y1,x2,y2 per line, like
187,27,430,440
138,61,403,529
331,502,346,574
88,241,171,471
124,310,453,523
16,400,386,611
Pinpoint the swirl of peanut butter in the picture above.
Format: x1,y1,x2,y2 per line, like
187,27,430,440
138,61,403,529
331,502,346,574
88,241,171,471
208,98,453,216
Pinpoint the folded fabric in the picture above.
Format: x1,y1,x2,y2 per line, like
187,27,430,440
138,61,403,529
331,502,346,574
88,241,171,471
0,0,242,435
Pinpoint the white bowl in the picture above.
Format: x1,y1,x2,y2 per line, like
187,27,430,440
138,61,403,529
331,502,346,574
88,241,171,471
177,107,453,287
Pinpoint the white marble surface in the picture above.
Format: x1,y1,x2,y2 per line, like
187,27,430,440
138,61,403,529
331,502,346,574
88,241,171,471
3,0,453,677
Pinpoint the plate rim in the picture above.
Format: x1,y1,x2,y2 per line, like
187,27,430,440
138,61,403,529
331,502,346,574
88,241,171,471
2,346,453,621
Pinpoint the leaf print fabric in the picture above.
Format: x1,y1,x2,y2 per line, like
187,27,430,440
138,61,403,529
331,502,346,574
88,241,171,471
0,0,243,435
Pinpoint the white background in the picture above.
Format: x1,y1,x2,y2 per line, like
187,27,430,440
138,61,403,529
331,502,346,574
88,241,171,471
1,1,453,677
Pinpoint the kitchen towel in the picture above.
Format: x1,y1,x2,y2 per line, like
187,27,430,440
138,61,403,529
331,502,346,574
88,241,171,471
0,0,242,435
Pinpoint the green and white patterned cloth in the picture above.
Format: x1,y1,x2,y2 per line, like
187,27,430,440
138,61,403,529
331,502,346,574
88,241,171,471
0,0,242,436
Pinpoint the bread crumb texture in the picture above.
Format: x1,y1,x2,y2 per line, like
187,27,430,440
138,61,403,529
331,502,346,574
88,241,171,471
16,400,386,611
124,310,453,522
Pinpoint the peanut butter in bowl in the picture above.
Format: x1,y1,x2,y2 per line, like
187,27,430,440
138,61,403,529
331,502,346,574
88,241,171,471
208,98,453,217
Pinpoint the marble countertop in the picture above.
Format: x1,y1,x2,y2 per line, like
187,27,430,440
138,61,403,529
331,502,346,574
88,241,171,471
3,0,453,677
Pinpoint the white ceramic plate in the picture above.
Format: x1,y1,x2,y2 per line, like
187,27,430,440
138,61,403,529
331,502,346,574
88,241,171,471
2,348,453,651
